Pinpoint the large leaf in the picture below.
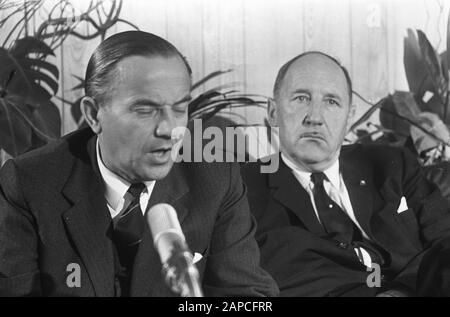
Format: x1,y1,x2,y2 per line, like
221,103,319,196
417,30,447,100
419,94,445,119
10,37,55,57
404,29,431,95
30,100,61,139
380,91,421,138
0,37,59,105
0,96,33,156
410,112,450,154
441,51,449,82
447,10,450,84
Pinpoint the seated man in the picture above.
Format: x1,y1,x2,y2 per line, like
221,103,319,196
241,51,450,296
0,31,278,297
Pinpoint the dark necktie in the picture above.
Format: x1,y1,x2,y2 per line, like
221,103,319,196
310,172,355,243
113,183,146,281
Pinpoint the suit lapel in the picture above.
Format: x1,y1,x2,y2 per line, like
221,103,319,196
340,145,376,240
130,163,189,296
269,156,325,235
61,134,115,297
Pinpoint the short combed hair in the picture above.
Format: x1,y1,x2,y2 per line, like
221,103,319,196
85,30,192,105
273,51,352,103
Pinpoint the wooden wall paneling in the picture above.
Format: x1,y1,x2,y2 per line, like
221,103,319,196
201,0,223,92
119,0,168,40
215,0,246,124
165,0,205,87
59,3,103,135
243,0,304,125
349,0,389,130
302,0,352,66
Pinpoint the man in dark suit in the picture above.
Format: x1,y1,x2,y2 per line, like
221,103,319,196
0,31,278,297
241,51,450,296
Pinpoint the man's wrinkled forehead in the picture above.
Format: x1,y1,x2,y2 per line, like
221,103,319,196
274,52,352,101
284,54,347,90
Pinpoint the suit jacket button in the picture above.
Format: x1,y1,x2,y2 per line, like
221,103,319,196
338,242,348,249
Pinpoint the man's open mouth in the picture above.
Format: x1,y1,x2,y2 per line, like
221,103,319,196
150,147,172,157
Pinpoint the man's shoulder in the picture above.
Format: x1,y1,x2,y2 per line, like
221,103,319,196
3,128,94,182
240,155,276,188
342,143,412,165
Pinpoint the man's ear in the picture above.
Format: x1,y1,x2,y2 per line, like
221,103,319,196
81,96,102,134
267,98,278,127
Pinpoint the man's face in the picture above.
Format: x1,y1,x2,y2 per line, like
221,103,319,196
270,54,354,172
97,55,191,182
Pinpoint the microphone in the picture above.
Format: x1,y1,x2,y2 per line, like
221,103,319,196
146,203,204,297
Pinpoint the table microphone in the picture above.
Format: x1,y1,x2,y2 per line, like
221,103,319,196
146,203,204,297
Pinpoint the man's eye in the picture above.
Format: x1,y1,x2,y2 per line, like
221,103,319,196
326,99,340,106
173,104,188,113
294,95,310,103
133,106,158,115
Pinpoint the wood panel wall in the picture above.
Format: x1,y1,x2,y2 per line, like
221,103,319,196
1,0,450,140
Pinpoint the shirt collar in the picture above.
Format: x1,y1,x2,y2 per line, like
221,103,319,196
281,152,341,190
96,139,155,210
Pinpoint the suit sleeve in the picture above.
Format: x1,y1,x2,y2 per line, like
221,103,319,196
391,148,450,294
202,163,279,297
0,159,42,296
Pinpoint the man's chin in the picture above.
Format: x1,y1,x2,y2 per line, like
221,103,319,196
139,162,174,181
293,143,331,166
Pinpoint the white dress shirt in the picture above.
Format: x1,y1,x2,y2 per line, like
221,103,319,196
281,153,374,267
96,140,156,219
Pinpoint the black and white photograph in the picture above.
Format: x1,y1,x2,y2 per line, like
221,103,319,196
1,0,450,300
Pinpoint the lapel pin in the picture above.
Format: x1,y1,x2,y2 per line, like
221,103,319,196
360,180,366,186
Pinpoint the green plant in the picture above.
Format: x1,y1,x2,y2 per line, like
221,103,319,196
350,11,450,166
0,0,136,158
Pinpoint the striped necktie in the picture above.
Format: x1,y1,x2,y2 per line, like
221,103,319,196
113,183,146,277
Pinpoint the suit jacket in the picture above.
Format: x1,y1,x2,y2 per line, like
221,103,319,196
0,128,278,297
241,144,450,296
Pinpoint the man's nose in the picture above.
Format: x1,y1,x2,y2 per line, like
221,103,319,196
155,107,176,139
303,101,323,126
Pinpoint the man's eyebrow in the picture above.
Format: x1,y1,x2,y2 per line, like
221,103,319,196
129,98,161,106
129,95,192,107
323,92,342,101
291,89,311,95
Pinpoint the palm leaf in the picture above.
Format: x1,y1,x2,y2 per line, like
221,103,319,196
191,69,232,91
350,98,385,131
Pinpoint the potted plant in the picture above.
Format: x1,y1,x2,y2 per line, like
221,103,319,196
0,0,137,164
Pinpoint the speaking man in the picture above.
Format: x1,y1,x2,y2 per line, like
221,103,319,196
241,51,450,296
0,31,278,297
